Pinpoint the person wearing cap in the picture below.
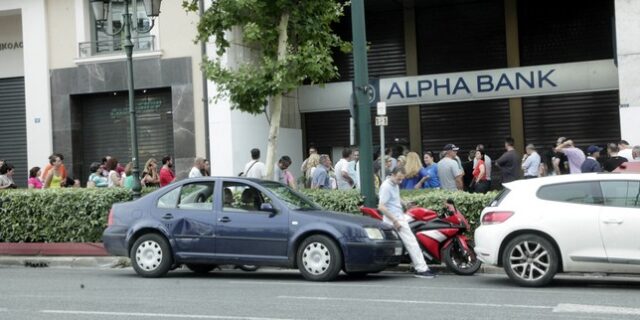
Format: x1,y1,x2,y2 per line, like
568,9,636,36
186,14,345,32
437,144,464,191
496,137,521,184
521,144,541,179
581,145,603,173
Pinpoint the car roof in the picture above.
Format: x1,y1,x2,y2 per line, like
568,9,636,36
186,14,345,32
503,173,640,190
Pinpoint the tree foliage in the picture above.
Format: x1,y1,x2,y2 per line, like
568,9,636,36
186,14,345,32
183,0,351,114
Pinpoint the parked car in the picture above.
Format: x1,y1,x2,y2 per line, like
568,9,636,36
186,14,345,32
103,177,403,281
474,173,640,287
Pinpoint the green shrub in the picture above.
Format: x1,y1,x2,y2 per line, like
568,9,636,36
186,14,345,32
300,189,497,232
0,188,132,242
0,187,495,243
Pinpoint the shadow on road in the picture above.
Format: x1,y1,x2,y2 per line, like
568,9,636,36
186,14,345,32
478,273,640,291
111,267,402,283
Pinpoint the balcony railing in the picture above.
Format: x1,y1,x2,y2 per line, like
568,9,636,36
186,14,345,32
78,35,156,58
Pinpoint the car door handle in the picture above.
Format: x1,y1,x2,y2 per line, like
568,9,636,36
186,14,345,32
218,216,231,223
162,213,174,220
603,219,623,224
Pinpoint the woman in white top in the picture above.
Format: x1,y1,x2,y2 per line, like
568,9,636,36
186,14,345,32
105,158,122,187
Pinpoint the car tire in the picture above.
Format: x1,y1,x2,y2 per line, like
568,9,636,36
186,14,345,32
297,235,343,281
345,271,369,278
442,241,482,276
130,233,173,278
502,234,558,287
186,264,217,274
237,265,260,272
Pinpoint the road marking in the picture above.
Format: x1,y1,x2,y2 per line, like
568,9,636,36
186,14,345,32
41,310,300,320
553,304,640,316
278,295,553,310
228,280,572,295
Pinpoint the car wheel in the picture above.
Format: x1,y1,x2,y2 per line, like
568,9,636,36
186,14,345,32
237,265,260,272
502,234,558,287
297,235,342,281
130,233,173,278
186,264,217,274
345,271,369,278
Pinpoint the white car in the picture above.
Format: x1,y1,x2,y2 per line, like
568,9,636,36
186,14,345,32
474,173,640,287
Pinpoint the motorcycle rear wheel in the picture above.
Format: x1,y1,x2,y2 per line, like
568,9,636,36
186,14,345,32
442,242,481,275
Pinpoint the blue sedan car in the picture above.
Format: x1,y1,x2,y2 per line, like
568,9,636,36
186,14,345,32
102,177,403,281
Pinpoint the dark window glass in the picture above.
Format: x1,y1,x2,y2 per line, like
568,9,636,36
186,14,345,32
537,182,603,205
601,181,640,208
489,188,511,207
222,182,273,213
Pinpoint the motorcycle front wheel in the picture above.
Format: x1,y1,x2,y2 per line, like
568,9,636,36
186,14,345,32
442,241,481,275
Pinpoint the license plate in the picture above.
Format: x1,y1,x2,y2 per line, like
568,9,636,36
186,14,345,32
395,247,403,256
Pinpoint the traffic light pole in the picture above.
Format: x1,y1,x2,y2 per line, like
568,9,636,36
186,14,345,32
351,0,376,207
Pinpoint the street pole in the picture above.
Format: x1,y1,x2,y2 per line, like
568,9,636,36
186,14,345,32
351,0,376,207
123,0,142,199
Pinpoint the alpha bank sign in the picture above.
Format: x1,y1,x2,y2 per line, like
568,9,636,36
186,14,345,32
298,59,618,113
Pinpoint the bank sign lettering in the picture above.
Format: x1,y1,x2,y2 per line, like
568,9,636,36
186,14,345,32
378,60,618,106
296,60,619,113
386,70,556,100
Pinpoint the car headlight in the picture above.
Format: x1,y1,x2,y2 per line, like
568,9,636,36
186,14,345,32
364,228,384,240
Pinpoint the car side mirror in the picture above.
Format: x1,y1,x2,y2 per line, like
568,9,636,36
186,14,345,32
260,203,278,217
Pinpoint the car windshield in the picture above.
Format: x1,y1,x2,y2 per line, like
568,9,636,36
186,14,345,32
259,181,321,210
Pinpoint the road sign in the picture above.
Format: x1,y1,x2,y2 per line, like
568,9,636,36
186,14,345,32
375,116,388,126
376,101,386,115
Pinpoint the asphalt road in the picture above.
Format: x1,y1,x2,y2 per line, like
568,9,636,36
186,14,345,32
1,266,640,320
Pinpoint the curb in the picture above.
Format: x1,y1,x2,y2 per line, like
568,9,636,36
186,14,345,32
0,256,505,274
0,256,127,268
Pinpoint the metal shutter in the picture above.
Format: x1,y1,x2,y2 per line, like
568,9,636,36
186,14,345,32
518,0,614,66
304,106,409,150
523,91,621,149
333,9,406,81
420,99,511,161
77,88,174,182
0,77,27,188
416,0,507,74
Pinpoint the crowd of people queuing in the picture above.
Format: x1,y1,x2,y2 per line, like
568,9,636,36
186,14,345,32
292,137,640,194
1,137,638,192
0,153,200,190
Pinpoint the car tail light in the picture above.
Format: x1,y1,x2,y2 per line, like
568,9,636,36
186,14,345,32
107,208,114,226
482,211,514,225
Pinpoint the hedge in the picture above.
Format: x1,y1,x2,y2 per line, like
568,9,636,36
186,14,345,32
0,188,496,243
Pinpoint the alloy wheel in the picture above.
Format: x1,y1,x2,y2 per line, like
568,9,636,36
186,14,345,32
508,240,550,281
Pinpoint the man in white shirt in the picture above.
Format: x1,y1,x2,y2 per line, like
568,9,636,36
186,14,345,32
378,167,436,279
188,157,205,178
521,144,541,179
618,140,634,161
348,149,361,189
243,148,266,179
334,148,354,190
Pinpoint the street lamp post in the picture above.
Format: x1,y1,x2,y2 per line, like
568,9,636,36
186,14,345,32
91,0,162,199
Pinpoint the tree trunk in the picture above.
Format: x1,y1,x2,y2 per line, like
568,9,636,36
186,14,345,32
264,12,289,180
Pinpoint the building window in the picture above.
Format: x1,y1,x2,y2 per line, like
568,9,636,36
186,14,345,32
79,0,155,58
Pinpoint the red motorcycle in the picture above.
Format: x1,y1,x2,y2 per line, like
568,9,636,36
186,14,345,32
360,199,481,275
